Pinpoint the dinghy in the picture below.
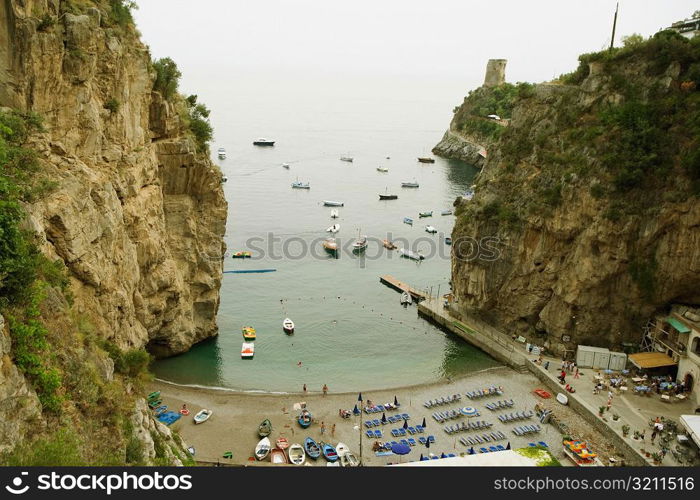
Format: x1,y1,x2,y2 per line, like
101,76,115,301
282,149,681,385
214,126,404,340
400,291,412,305
242,326,256,341
403,217,413,225
339,156,353,162
147,391,161,402
288,443,305,465
425,225,437,234
323,200,344,207
382,239,397,250
282,163,290,169
298,409,312,428
193,409,212,424
441,209,453,216
270,447,288,464
336,443,359,467
417,157,435,163
253,138,275,146
326,223,340,233
304,437,321,459
322,238,339,257
352,235,367,253
556,393,569,405
321,442,339,462
283,318,295,334
232,251,251,258
259,419,272,437
241,342,255,359
291,180,310,189
419,211,433,218
379,193,398,200
276,437,290,450
330,209,339,218
255,437,271,460
401,181,419,188
445,237,452,245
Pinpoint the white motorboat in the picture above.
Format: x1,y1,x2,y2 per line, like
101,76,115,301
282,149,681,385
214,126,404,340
352,234,367,252
292,180,310,189
283,318,295,334
193,409,212,424
326,224,340,233
288,443,306,465
401,181,419,188
253,138,275,146
330,209,339,218
399,248,424,261
282,162,290,169
400,291,412,305
425,225,437,234
340,156,353,162
323,200,344,207
336,442,359,467
217,147,226,159
241,342,255,359
255,437,271,460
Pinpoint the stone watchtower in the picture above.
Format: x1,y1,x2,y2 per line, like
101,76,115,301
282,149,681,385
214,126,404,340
484,59,507,87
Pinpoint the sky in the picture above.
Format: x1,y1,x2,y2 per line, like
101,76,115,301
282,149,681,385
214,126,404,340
132,0,697,90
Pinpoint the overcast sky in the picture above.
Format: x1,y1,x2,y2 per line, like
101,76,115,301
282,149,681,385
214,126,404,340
133,0,697,88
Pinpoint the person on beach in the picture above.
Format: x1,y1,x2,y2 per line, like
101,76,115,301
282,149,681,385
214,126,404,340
651,418,663,443
331,424,336,437
320,421,326,434
322,384,328,396
544,361,550,370
574,367,580,379
606,398,612,411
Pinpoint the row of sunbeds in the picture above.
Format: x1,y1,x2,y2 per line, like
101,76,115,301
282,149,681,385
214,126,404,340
512,424,541,435
498,410,534,423
484,399,515,411
459,431,507,446
465,386,504,399
364,413,411,427
443,420,493,435
375,435,435,451
390,425,425,437
423,394,462,408
364,403,401,414
432,408,475,423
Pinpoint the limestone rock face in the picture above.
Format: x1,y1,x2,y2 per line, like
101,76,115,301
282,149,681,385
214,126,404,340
432,129,486,166
130,399,187,466
0,1,227,358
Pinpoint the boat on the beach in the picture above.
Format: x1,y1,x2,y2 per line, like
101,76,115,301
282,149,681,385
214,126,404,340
326,223,340,233
339,156,353,162
241,342,255,359
147,391,161,402
255,437,271,460
323,200,344,207
399,248,424,261
556,393,569,405
376,166,389,173
283,318,295,334
330,209,339,218
425,225,437,234
445,237,452,245
441,209,453,216
193,409,212,424
270,447,288,464
253,138,275,146
288,443,306,465
217,147,226,159
304,437,321,459
321,442,339,462
383,239,397,250
298,409,312,428
276,437,290,450
403,217,413,225
400,291,412,305
562,440,603,467
336,443,359,467
291,180,310,189
322,238,339,257
401,181,419,188
419,211,433,218
232,251,252,259
417,157,435,163
259,418,272,437
242,326,256,341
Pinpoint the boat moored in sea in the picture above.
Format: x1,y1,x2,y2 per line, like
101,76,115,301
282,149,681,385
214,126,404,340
241,342,255,359
322,238,339,257
242,326,256,341
441,209,453,216
232,251,252,258
400,291,412,305
403,217,413,225
352,234,368,253
339,156,353,162
401,181,419,188
419,211,433,218
326,223,340,233
425,225,437,234
417,157,435,163
383,239,397,250
445,237,452,245
291,180,310,189
379,193,398,200
282,162,290,169
330,209,339,218
253,138,275,146
217,147,226,159
323,200,344,207
399,248,425,261
376,166,389,172
283,318,295,334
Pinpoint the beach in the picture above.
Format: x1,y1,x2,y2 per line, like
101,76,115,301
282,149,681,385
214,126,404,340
148,365,609,466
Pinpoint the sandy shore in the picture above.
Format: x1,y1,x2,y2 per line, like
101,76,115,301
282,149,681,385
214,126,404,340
148,365,593,466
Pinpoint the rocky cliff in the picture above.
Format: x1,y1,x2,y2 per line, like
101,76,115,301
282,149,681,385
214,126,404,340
0,0,226,462
447,32,700,356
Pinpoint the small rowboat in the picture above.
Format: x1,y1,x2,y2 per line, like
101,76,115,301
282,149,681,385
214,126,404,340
288,443,306,465
379,193,398,200
147,391,161,401
445,237,452,245
556,393,569,405
376,166,389,172
322,238,339,257
419,211,433,218
241,342,255,359
441,209,453,216
283,318,295,334
193,409,212,424
403,217,413,225
255,437,271,460
232,251,251,258
323,200,344,207
298,409,312,428
304,437,321,459
291,180,310,189
534,389,551,399
259,418,272,437
401,181,419,188
148,399,162,409
425,225,437,234
321,442,339,462
399,248,424,261
270,447,288,464
417,157,435,163
242,326,256,341
276,437,290,450
400,291,412,305
336,442,359,467
326,223,340,233
383,239,397,250
253,138,275,146
340,156,353,162
179,408,190,416
282,163,290,169
352,235,368,253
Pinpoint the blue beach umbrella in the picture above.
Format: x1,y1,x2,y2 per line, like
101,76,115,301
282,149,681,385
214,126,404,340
352,405,360,416
468,447,475,455
440,452,447,459
419,453,425,461
461,407,478,417
391,443,411,456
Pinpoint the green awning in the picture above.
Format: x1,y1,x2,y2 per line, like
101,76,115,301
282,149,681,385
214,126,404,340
667,317,691,333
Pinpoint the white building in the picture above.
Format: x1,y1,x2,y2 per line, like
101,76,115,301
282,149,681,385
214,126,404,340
667,17,700,38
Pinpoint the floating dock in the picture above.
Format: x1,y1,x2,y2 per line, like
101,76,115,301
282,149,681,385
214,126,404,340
379,275,428,302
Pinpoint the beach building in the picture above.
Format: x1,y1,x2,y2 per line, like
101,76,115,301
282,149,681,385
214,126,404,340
638,305,700,408
666,16,700,38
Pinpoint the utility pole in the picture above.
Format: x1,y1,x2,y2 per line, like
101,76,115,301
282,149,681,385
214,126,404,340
610,2,619,51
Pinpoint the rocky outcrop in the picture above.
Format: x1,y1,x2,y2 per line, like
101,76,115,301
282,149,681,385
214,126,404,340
432,129,486,167
0,1,227,358
448,46,700,356
130,399,188,465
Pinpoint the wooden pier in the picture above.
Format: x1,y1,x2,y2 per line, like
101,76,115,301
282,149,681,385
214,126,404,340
379,275,428,302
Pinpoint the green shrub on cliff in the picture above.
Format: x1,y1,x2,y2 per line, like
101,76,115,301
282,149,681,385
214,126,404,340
184,94,214,153
152,57,182,100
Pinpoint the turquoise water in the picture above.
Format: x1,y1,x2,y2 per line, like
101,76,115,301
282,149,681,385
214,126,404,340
152,73,500,392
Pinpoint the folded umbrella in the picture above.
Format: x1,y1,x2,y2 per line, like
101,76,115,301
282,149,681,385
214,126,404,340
381,413,387,423
421,417,427,428
403,419,408,429
394,395,399,406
